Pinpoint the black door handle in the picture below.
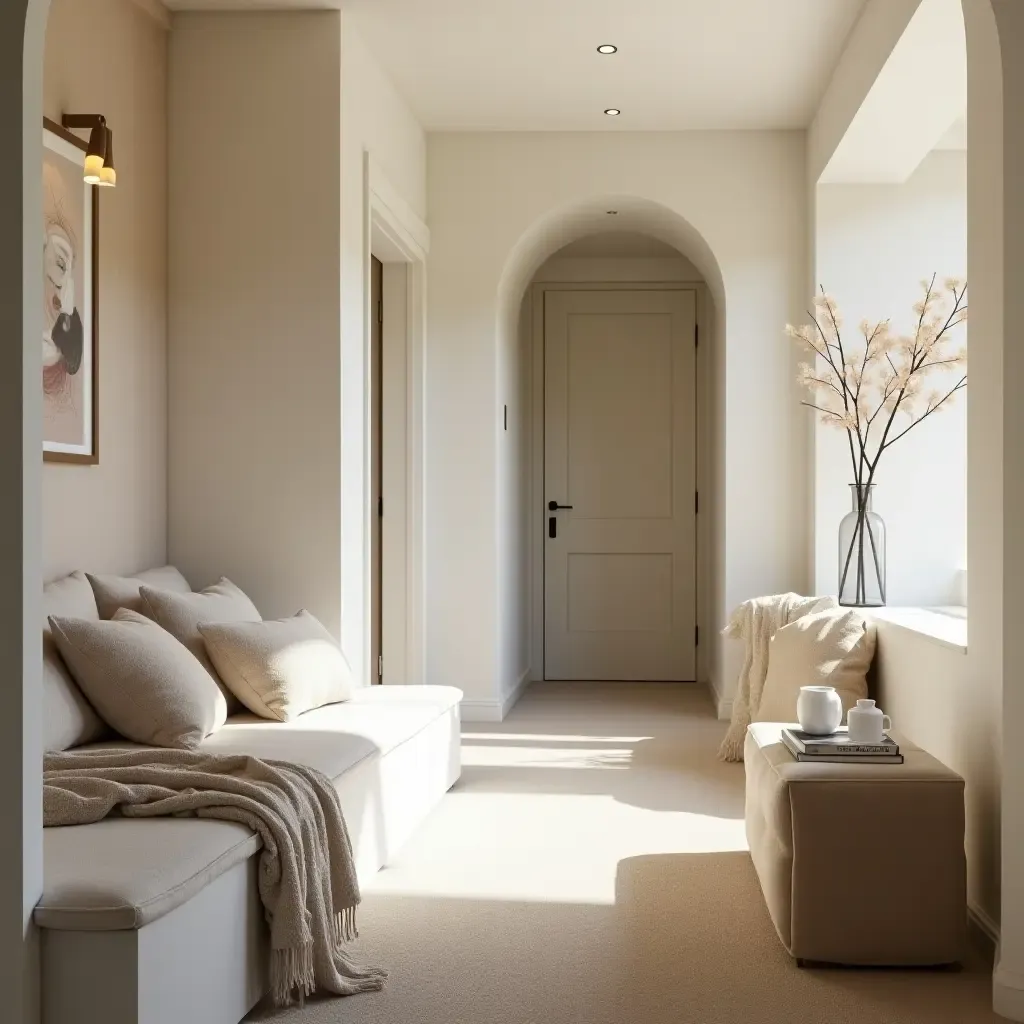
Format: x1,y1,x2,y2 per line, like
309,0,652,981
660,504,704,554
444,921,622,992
548,501,574,511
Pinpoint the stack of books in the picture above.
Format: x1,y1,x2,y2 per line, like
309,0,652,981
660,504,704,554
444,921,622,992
781,726,903,765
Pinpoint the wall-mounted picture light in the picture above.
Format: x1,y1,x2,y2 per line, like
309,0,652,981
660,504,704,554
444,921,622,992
61,114,116,188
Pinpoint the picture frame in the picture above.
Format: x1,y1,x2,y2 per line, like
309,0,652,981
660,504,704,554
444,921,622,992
42,117,99,465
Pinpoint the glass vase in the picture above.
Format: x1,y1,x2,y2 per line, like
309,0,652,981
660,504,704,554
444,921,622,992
838,483,886,607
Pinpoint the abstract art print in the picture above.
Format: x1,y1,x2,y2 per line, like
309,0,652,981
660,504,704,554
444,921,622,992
42,118,99,464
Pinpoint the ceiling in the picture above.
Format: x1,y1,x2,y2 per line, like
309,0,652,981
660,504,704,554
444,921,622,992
935,114,967,151
166,0,867,132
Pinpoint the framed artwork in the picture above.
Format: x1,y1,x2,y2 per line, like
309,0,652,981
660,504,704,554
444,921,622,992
42,117,99,464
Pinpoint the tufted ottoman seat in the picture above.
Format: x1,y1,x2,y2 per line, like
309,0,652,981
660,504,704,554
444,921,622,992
744,722,967,967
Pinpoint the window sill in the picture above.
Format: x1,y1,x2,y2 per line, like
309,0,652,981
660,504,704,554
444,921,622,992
868,606,967,654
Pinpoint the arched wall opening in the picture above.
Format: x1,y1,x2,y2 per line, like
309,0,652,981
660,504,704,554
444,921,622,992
5,1,49,1018
491,197,724,698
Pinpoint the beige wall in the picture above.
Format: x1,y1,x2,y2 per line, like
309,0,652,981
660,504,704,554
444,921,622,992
43,0,168,582
168,12,344,635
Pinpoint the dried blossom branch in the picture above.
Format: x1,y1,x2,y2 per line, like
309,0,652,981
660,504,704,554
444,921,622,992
785,276,967,485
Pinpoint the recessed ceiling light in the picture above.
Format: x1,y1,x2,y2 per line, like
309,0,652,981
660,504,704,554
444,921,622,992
597,44,617,54
604,108,621,116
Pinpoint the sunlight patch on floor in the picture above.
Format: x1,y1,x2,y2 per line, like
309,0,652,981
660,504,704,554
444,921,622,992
461,732,653,743
461,742,634,770
364,789,748,904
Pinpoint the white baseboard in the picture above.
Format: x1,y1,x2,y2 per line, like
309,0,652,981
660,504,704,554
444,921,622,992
994,956,1024,1021
707,676,732,721
969,900,1000,953
460,671,531,723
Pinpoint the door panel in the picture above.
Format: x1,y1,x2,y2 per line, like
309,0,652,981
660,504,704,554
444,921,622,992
544,289,696,682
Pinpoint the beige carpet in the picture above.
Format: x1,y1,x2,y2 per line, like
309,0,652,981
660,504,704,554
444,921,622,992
249,682,1000,1024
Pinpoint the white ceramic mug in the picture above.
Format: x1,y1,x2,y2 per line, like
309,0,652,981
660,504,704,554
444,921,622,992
796,685,843,735
846,699,892,743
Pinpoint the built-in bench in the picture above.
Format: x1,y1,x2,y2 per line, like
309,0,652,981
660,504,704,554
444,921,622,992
39,568,462,1024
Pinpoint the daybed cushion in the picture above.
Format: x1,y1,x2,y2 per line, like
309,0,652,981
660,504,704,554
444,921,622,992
86,565,192,619
199,685,463,778
140,578,261,713
36,685,463,932
37,818,259,931
43,571,108,752
49,609,228,747
200,610,355,722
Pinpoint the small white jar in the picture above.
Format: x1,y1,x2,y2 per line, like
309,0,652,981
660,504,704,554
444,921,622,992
847,699,892,743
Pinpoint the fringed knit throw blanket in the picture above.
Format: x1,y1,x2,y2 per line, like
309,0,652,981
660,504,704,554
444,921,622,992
43,748,387,1006
717,593,837,762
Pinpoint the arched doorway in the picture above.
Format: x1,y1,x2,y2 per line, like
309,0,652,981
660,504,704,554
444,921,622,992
492,198,724,694
481,194,730,716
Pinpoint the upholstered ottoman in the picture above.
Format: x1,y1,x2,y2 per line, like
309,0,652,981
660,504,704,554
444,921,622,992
744,722,967,966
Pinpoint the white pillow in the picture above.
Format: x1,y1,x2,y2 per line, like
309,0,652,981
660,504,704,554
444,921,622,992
753,608,875,724
199,610,354,722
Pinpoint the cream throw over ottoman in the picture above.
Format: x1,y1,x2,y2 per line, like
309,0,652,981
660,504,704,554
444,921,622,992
744,722,967,966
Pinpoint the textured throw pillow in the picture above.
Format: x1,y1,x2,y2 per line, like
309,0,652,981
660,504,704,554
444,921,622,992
200,610,354,722
86,565,192,619
48,609,227,749
140,579,261,713
43,571,109,751
753,608,876,724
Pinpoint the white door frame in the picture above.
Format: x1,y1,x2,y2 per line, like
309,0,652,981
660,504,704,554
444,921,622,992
366,154,429,686
529,280,711,684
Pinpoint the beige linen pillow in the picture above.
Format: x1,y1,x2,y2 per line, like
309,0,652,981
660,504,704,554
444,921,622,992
86,566,192,619
140,579,262,713
753,608,876,724
43,571,109,751
48,609,227,749
200,610,354,722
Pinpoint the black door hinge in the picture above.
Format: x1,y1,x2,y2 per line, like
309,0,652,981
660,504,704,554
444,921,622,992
377,299,383,325
695,491,699,515
695,625,699,646
377,496,383,518
694,323,699,347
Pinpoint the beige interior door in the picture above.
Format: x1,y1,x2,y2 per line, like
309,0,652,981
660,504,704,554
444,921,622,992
544,289,697,681
371,256,383,684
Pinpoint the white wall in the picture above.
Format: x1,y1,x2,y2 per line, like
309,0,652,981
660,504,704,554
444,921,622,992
494,288,532,705
427,132,809,715
872,624,998,935
169,13,425,686
341,23,427,682
814,150,967,605
43,0,168,582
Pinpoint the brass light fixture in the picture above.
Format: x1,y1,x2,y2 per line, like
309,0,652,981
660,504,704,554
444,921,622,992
61,114,116,188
